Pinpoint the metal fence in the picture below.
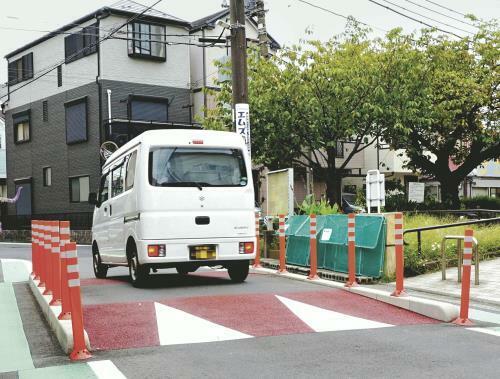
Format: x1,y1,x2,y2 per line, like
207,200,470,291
2,212,93,230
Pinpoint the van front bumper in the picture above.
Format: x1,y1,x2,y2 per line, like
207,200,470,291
136,237,257,265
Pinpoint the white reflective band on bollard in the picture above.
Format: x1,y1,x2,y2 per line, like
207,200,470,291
60,227,70,234
348,236,355,242
67,264,79,273
65,250,77,259
464,247,473,254
463,259,472,266
53,247,60,253
348,227,355,233
395,238,404,245
68,278,80,287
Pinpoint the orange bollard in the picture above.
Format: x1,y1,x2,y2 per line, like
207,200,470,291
453,229,474,326
253,212,262,268
345,213,358,287
58,221,72,320
49,221,62,306
42,221,53,295
31,220,39,279
308,214,319,280
66,242,92,360
38,221,47,289
391,212,407,297
277,215,287,273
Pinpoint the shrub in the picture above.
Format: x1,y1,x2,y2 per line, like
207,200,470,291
298,194,340,215
461,196,500,210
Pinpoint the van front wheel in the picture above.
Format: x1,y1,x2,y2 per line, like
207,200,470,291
227,261,249,283
92,244,108,279
129,248,149,287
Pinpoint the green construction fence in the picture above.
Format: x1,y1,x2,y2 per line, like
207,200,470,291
284,214,386,278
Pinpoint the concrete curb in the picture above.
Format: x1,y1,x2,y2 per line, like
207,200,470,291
28,277,91,354
252,267,459,322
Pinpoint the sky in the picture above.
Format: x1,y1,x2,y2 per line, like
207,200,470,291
0,0,498,86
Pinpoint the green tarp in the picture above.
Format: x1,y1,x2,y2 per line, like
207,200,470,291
285,214,386,278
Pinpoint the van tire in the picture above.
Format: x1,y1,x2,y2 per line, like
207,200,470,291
128,246,149,287
92,244,108,279
227,261,249,283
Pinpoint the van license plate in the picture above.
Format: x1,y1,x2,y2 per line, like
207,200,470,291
189,245,216,260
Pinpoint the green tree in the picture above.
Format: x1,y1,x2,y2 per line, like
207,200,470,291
205,25,388,207
380,21,500,208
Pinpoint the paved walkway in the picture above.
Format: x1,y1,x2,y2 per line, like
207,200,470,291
402,257,500,306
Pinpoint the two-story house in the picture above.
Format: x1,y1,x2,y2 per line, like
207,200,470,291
2,0,194,227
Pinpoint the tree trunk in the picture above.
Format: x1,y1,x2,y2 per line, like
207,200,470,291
439,178,461,209
325,172,342,209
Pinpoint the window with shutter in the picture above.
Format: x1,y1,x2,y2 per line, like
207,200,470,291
65,23,98,63
129,96,168,122
65,97,87,144
7,53,33,85
42,101,48,122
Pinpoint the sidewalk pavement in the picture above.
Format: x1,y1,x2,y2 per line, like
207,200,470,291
400,257,500,307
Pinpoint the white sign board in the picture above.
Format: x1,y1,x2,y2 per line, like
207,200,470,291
408,182,425,203
235,103,251,158
366,170,385,213
321,228,332,241
266,168,294,216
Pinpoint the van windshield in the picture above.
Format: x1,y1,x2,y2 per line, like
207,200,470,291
149,147,248,188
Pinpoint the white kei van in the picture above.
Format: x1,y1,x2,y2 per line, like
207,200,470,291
88,129,256,287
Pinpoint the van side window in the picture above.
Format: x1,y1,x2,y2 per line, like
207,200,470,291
125,151,137,191
99,172,110,203
111,163,124,197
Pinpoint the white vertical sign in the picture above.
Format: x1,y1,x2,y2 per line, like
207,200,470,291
366,169,385,214
235,103,251,158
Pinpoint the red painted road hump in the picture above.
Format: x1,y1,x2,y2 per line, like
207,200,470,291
83,289,439,351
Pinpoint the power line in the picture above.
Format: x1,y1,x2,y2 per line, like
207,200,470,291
379,0,473,35
296,0,389,33
401,0,478,29
367,0,463,38
1,0,164,101
423,0,469,18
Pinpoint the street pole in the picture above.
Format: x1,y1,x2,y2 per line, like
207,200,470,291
230,0,251,159
230,0,249,107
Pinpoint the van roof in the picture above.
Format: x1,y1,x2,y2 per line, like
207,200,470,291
103,129,247,169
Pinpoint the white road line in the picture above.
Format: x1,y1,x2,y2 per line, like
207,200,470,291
467,327,500,338
154,302,252,346
88,360,127,379
275,295,393,332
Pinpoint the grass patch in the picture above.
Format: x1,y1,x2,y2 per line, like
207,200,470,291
403,214,500,276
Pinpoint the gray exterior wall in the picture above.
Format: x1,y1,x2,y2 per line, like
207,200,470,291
5,80,191,216
101,79,192,123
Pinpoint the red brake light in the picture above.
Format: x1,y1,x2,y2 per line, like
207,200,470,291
192,139,204,144
148,245,166,257
239,242,254,254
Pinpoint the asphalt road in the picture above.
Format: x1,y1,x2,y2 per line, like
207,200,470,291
2,243,500,378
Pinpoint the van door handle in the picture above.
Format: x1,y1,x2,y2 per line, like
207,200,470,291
109,204,112,216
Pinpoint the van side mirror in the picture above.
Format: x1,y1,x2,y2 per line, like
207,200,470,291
88,192,100,207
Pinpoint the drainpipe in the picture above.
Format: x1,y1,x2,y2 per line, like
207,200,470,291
107,89,112,136
202,28,207,118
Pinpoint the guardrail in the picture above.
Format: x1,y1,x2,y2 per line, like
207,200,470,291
407,209,500,219
441,235,479,285
403,217,500,256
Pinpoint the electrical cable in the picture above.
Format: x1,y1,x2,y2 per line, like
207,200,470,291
401,0,478,28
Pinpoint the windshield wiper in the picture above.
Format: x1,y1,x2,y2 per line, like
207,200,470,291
161,182,210,191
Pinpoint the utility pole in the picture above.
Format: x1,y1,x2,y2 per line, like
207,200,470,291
255,0,270,58
230,0,251,159
230,0,249,106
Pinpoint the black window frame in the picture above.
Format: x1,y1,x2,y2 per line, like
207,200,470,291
43,166,52,187
69,175,90,203
13,110,31,144
65,96,88,145
7,52,33,86
127,21,166,61
64,23,98,64
127,95,169,122
124,151,138,191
